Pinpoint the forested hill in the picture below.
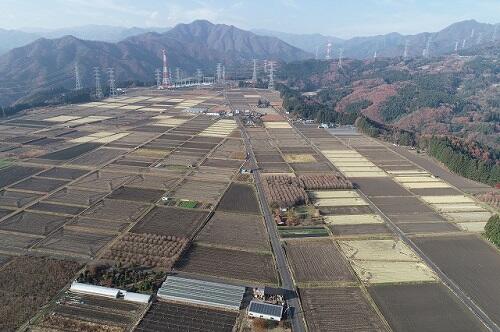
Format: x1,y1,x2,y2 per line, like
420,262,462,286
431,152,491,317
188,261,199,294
276,43,499,186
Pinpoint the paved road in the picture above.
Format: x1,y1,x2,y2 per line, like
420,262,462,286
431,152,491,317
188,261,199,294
236,116,306,332
292,123,499,332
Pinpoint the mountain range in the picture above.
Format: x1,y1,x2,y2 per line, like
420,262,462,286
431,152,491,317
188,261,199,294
0,20,311,106
253,20,499,59
0,25,171,55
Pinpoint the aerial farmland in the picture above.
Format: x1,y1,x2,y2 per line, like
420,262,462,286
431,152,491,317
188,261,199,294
0,86,498,332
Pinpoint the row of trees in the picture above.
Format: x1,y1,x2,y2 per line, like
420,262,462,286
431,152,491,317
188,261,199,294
485,214,500,247
424,136,499,186
355,116,415,146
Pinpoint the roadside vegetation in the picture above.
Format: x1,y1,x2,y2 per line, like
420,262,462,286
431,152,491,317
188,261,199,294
485,214,500,248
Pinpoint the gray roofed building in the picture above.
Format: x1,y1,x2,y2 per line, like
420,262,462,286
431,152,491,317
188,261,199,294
248,300,284,321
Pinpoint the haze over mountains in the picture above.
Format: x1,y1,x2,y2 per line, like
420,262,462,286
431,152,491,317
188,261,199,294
0,20,310,106
254,20,499,59
0,19,498,107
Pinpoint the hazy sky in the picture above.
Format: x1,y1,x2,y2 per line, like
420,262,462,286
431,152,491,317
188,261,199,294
1,0,499,37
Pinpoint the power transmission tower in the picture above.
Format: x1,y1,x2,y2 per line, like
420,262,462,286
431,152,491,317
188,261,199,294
175,68,181,83
462,39,466,49
264,59,268,73
423,36,431,58
162,49,170,86
477,32,482,44
326,41,332,60
268,61,275,90
373,50,377,60
216,63,222,83
74,63,82,90
196,69,203,85
222,65,226,84
155,69,161,88
403,40,409,59
338,48,344,68
454,41,459,53
493,24,498,42
94,67,103,99
251,59,257,83
108,68,117,98
315,46,319,59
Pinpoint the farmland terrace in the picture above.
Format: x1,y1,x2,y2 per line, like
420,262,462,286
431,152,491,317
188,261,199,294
0,86,498,332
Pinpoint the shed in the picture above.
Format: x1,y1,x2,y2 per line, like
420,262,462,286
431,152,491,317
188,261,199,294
70,282,120,299
123,291,151,303
248,300,283,321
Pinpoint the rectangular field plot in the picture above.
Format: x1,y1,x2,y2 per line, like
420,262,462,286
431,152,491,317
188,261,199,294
0,165,45,189
196,212,270,252
126,174,180,191
263,121,291,129
66,216,128,234
107,186,165,203
217,183,260,214
330,224,391,236
135,301,238,332
37,167,89,180
36,228,114,258
0,190,43,208
9,177,69,193
369,283,488,332
278,226,329,238
339,239,436,284
38,143,101,161
69,147,125,166
284,239,355,284
82,199,149,222
412,235,500,325
171,179,228,203
45,188,108,206
176,244,278,284
300,287,388,332
131,206,209,238
27,202,86,216
340,239,420,261
0,232,41,252
353,178,412,197
0,256,81,332
443,211,492,222
0,211,70,236
72,171,136,191
324,214,384,225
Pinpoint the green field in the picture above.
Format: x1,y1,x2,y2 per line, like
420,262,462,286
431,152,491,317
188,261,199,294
0,159,13,170
178,200,199,209
279,226,329,238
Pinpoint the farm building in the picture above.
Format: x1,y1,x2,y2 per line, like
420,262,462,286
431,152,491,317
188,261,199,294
157,276,246,311
185,107,208,114
70,282,151,303
248,300,284,321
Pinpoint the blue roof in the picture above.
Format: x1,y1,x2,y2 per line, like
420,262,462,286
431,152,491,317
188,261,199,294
249,301,283,318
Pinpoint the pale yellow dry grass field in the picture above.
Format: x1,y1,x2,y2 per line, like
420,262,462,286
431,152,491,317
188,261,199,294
431,203,486,212
395,176,441,183
350,260,436,284
283,154,317,163
420,196,475,204
324,214,385,225
129,148,170,158
310,190,360,199
456,222,487,233
343,171,388,178
264,122,292,129
443,211,492,222
339,239,420,261
386,170,429,175
314,197,369,207
399,182,452,189
46,115,81,122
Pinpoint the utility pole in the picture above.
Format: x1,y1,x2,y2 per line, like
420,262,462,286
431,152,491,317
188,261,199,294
94,67,103,99
108,68,116,98
251,59,257,84
268,61,274,90
74,63,82,90
155,69,161,89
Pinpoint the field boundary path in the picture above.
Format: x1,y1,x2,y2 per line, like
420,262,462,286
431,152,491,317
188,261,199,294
235,115,307,332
